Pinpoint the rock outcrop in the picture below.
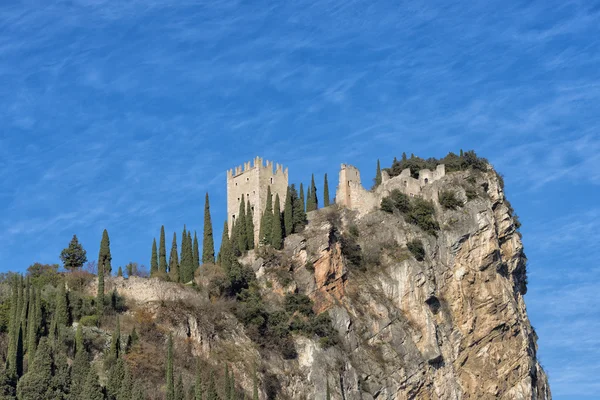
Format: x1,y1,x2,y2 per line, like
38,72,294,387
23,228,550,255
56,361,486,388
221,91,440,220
108,167,550,399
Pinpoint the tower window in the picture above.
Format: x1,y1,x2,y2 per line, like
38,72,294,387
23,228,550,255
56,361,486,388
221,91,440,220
424,178,429,184
270,177,273,184
246,177,249,182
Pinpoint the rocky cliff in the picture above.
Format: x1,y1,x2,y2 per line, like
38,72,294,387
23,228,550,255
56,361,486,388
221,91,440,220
102,167,550,400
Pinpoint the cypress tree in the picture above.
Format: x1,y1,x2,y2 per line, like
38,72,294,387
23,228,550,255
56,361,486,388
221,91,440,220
20,278,29,344
206,371,217,400
118,365,133,400
306,186,312,212
151,238,159,276
326,379,331,400
299,183,305,212
193,231,200,269
159,226,167,274
224,364,231,399
7,277,18,377
15,324,23,378
60,234,88,270
271,195,283,250
175,374,184,400
230,215,240,257
259,187,273,245
180,226,188,281
202,193,215,264
75,324,84,355
307,174,318,211
218,222,232,269
131,381,145,400
187,230,194,280
71,327,90,400
166,334,174,400
16,337,53,400
110,317,121,361
246,200,255,250
81,367,104,400
237,196,247,252
374,159,382,188
98,229,113,275
323,173,330,207
252,365,259,400
283,186,293,236
169,232,180,282
107,358,125,400
292,185,307,233
195,358,203,400
97,258,104,315
117,266,123,277
55,283,68,327
402,152,407,162
26,287,37,362
53,351,71,399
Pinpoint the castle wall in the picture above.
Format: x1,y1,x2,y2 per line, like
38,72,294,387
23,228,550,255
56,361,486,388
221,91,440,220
335,163,446,216
227,157,288,243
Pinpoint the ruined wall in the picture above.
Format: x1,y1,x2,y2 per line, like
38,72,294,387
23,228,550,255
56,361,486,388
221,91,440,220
336,163,446,216
227,157,288,242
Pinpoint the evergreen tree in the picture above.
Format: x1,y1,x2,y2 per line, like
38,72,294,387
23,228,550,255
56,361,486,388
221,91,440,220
180,226,193,283
159,225,167,274
117,266,123,277
175,374,184,400
26,287,38,362
237,196,248,252
15,324,23,378
307,174,318,211
252,365,259,400
224,364,231,400
218,222,232,269
151,238,159,276
193,231,200,269
98,229,113,275
52,351,71,399
299,183,305,212
259,187,273,245
166,334,174,400
374,159,382,188
205,371,217,400
323,174,330,207
402,152,407,162
55,282,68,327
186,231,194,280
75,324,84,355
292,185,307,233
283,186,293,236
60,235,88,270
17,337,53,400
326,379,331,400
20,278,29,346
82,367,104,400
195,358,203,400
106,358,125,400
118,365,133,400
306,186,312,212
246,200,255,250
169,233,180,282
131,381,145,400
71,345,90,400
111,317,121,360
271,194,283,250
7,278,19,378
97,259,105,315
202,193,215,264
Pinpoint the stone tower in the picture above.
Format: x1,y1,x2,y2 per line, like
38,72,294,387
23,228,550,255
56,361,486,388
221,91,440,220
227,157,288,243
336,164,361,208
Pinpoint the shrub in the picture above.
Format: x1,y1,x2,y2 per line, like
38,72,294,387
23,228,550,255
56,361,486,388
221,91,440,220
465,186,477,200
339,234,364,271
406,199,440,236
390,190,411,213
79,315,99,327
406,239,425,261
380,197,395,213
348,224,360,238
284,293,314,316
438,190,463,210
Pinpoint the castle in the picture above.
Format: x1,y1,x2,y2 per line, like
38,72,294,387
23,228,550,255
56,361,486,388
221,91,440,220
226,157,288,243
227,157,445,239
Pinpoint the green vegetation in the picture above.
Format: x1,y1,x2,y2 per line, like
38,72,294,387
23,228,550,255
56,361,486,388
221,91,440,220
373,159,382,189
386,149,488,178
306,174,318,212
381,190,440,236
406,239,425,261
438,190,463,210
98,229,113,275
60,235,87,271
203,193,216,264
323,173,330,207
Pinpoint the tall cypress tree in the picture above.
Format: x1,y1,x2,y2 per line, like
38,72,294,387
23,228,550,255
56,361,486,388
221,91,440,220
151,238,158,276
246,200,255,250
218,221,232,269
82,367,104,400
206,371,217,400
202,193,215,264
107,357,125,400
292,185,307,233
118,365,133,400
193,231,200,269
71,325,90,400
271,194,283,250
307,174,318,211
55,283,68,327
326,379,331,400
259,187,273,245
98,229,112,275
187,231,195,279
110,316,121,361
15,324,23,378
180,226,192,283
159,226,167,274
7,277,19,377
299,183,305,212
16,337,53,399
237,195,247,252
175,374,184,400
26,287,37,362
169,233,180,282
97,255,105,315
374,159,382,188
180,226,188,273
283,186,293,236
166,334,174,400
224,364,231,399
323,173,330,207
195,358,203,400
252,365,259,400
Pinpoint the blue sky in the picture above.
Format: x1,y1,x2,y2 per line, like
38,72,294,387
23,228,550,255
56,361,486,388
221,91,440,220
1,0,599,397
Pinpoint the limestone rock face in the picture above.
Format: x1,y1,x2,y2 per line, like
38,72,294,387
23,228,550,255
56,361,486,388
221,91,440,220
104,168,550,400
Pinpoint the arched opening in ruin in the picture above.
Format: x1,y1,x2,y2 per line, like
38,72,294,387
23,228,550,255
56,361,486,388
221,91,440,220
424,178,429,184
270,177,274,184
